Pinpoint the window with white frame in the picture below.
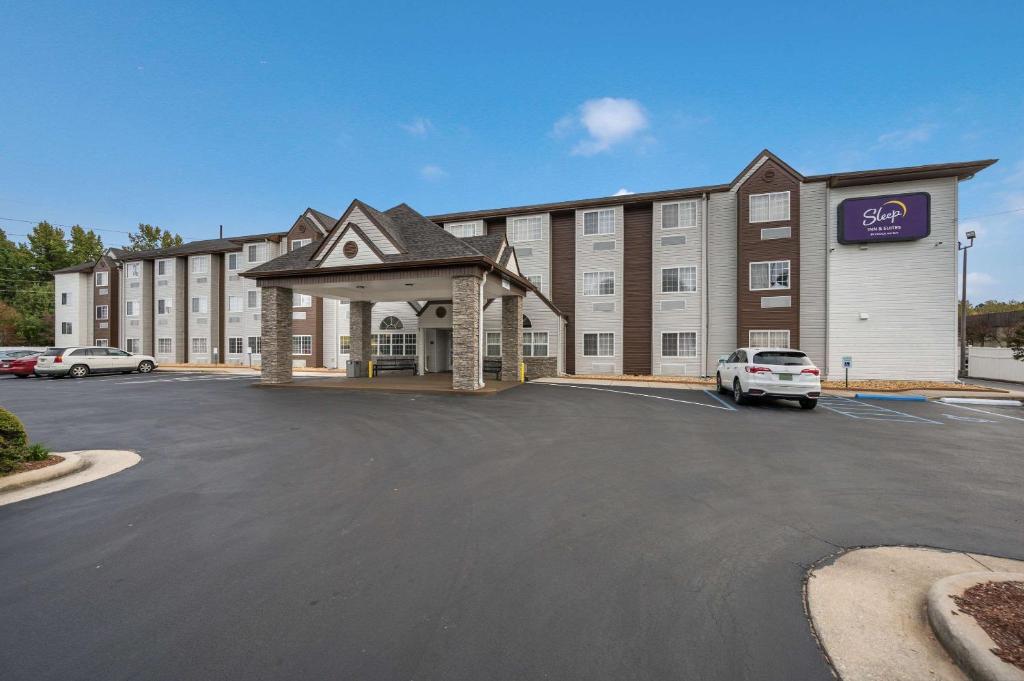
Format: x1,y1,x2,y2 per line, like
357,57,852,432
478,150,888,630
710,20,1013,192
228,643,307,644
94,271,108,287
583,271,615,296
126,338,141,354
661,201,698,229
523,331,548,357
485,332,501,357
157,337,173,354
95,338,108,347
247,290,260,309
191,256,208,274
749,260,790,291
95,305,108,320
247,243,268,263
749,191,790,223
126,262,141,278
294,294,312,308
749,329,791,347
582,208,615,236
61,292,70,305
444,222,483,238
339,335,351,353
227,253,239,271
191,296,208,314
157,299,170,315
247,336,261,354
379,315,403,330
228,296,242,312
370,333,416,356
292,335,313,355
290,238,312,251
191,337,208,354
526,274,545,294
228,337,244,354
61,322,72,334
662,266,697,293
661,332,697,357
157,259,168,276
583,332,614,357
125,300,138,316
509,215,544,243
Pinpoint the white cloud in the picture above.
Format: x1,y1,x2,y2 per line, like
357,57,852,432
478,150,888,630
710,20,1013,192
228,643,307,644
967,271,996,286
420,164,447,180
401,118,433,136
554,98,649,156
613,188,633,196
873,123,936,150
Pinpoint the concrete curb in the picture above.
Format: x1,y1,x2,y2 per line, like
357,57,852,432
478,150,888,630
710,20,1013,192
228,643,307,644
854,393,928,401
927,571,1024,681
938,397,1023,406
0,450,141,506
0,453,86,492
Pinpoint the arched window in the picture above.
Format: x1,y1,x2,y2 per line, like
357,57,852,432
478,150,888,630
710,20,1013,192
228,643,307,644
380,316,403,330
522,315,532,328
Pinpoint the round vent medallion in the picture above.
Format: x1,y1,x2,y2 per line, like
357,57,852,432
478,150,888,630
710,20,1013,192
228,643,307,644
763,169,776,182
343,241,359,259
436,306,447,319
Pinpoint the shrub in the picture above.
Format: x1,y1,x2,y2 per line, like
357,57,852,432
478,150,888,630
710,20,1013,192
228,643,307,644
0,408,48,474
24,443,49,461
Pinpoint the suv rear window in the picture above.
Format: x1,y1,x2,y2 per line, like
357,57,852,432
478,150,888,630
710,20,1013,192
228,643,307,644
42,348,66,356
753,351,812,366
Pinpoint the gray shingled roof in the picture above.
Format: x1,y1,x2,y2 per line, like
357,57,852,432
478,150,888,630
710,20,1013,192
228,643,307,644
52,261,97,274
306,208,337,232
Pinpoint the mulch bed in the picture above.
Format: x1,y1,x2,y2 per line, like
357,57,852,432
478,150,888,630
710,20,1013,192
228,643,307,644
1,454,64,477
953,580,1024,672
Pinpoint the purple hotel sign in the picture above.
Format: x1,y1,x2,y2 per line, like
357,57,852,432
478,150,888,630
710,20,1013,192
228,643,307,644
837,192,931,244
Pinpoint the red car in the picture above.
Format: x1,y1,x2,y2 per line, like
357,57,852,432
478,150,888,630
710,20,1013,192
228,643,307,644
0,352,42,378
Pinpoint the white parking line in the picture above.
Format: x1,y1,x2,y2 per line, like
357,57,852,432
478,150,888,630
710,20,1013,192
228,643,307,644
818,395,943,424
941,402,1024,423
702,389,738,411
544,382,734,411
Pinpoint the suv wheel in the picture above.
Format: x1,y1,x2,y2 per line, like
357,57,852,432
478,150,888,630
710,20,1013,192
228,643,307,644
799,398,818,410
716,373,727,394
732,379,748,405
137,360,154,373
69,364,89,379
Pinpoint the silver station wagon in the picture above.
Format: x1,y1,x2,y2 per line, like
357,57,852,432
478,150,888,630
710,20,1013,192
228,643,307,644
34,346,158,378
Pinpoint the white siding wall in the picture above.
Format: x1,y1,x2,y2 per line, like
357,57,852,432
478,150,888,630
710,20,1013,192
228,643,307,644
574,206,624,374
319,206,398,266
799,182,828,369
153,258,178,363
122,260,146,353
826,177,958,381
503,213,561,370
224,242,281,365
652,199,703,376
705,192,737,374
54,272,91,346
187,254,214,363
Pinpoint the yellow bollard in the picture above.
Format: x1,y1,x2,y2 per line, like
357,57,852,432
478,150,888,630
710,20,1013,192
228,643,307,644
368,360,374,378
519,362,525,383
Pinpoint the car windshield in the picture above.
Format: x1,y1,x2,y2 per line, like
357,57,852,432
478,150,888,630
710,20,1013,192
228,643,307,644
41,348,66,356
753,351,812,366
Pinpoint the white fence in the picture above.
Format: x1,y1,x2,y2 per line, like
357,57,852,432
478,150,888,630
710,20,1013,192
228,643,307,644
968,346,1024,383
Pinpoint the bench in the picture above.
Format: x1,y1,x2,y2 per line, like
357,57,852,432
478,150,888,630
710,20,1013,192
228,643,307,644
372,357,418,375
483,358,502,379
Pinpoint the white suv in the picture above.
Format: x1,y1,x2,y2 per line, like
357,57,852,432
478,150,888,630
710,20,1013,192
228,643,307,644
716,347,821,409
35,347,158,378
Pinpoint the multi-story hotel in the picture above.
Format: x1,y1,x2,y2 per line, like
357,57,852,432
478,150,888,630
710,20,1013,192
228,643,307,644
52,150,995,385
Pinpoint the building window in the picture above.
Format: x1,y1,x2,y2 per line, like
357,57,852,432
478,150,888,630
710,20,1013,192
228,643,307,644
191,337,208,354
486,332,501,357
582,209,615,236
61,292,70,305
61,322,72,335
662,266,697,293
662,332,697,357
125,301,137,316
247,290,260,309
94,271,108,287
126,338,141,354
522,315,532,328
380,315,403,330
290,238,312,251
294,294,312,308
523,331,548,357
95,338,108,347
228,337,244,354
583,332,614,357
157,299,170,315
444,222,482,238
95,305,109,320
157,260,168,276
583,271,615,296
227,253,239,271
749,260,790,291
292,335,313,355
227,296,242,312
526,274,545,294
749,330,791,347
662,201,697,229
509,215,544,243
749,191,790,223
247,336,261,354
371,333,416,356
157,338,173,354
191,296,209,314
126,262,141,278
339,335,351,353
191,256,208,274
247,243,268,263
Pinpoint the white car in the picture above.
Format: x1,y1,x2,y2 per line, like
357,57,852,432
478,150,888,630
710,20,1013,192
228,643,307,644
716,347,821,409
34,346,158,378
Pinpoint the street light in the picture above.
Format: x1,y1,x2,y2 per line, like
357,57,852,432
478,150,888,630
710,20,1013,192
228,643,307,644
958,230,977,378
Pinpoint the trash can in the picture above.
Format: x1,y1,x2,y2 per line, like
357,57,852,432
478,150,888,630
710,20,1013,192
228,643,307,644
346,359,368,378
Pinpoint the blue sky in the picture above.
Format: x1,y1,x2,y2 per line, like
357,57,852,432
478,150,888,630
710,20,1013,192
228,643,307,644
2,1,1021,301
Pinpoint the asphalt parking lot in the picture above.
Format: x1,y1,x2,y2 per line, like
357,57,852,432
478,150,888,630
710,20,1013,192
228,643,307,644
1,373,1023,680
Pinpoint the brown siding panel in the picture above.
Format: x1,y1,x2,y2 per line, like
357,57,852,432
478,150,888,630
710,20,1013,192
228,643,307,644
550,210,575,374
485,217,506,237
287,220,326,366
623,203,653,374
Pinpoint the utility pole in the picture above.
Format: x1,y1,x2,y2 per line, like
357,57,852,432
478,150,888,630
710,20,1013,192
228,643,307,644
958,230,976,378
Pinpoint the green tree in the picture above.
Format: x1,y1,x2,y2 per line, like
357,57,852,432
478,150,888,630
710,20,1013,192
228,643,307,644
1009,325,1024,362
969,299,1024,315
0,229,31,305
125,223,183,251
24,221,72,277
10,281,54,345
68,225,105,264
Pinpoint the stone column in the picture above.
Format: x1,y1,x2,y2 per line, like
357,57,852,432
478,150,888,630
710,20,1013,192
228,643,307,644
501,294,524,382
452,274,483,390
349,300,373,376
260,286,293,384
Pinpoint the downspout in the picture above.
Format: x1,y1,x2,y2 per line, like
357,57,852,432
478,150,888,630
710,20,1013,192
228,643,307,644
478,273,487,388
824,182,831,379
701,192,709,375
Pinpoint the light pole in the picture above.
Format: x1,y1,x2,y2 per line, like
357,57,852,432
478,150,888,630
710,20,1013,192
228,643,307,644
958,230,976,378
